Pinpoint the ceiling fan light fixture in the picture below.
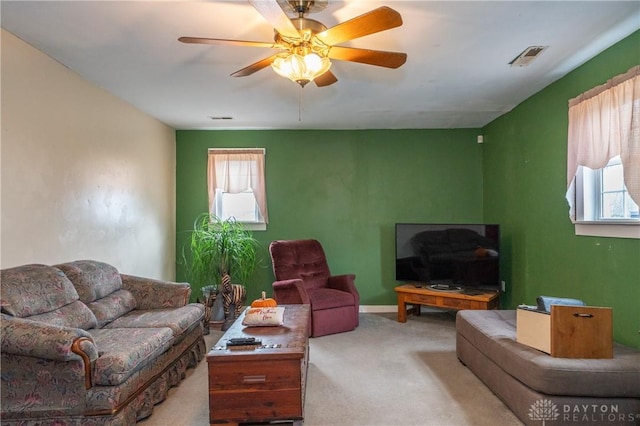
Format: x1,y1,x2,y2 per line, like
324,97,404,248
179,1,405,88
271,52,331,87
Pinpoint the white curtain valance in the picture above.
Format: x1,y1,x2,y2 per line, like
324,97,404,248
566,65,640,221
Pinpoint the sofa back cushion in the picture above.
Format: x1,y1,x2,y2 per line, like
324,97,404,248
0,264,80,318
88,289,137,328
27,300,98,330
56,260,138,327
56,260,123,303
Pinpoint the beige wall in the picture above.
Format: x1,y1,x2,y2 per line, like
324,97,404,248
1,30,177,279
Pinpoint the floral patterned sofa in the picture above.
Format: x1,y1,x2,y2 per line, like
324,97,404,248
0,260,206,425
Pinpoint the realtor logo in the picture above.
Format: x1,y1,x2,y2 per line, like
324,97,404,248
529,399,560,425
528,400,639,424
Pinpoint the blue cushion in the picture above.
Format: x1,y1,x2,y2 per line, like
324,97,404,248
536,295,585,312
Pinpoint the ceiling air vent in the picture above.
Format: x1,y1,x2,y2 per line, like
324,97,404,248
509,46,548,67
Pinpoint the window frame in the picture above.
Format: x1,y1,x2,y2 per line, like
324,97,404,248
574,166,640,239
207,148,268,231
574,157,639,225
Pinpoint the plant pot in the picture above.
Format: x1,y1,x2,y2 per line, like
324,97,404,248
201,285,224,334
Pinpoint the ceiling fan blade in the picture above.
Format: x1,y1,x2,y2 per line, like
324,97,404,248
230,54,279,77
328,46,407,68
314,71,338,87
249,0,300,39
315,6,403,46
178,36,280,49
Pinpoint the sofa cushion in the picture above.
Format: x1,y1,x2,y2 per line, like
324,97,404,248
28,300,98,330
105,304,204,336
87,289,137,328
456,310,640,398
56,260,123,304
0,264,80,318
89,327,174,386
308,288,355,310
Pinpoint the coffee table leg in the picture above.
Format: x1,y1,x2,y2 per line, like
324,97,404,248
397,293,407,323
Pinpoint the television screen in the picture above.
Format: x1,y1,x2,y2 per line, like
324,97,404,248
395,223,501,291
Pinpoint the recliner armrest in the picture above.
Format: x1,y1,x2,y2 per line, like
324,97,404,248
272,279,311,304
328,274,359,296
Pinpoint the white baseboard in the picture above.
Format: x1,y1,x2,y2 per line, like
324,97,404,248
359,305,447,314
359,305,397,313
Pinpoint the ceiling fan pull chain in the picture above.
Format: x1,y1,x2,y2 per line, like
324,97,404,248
298,86,303,122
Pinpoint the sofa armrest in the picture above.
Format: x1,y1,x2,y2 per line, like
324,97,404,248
1,314,98,390
1,351,91,416
121,274,191,309
272,279,311,305
1,314,97,362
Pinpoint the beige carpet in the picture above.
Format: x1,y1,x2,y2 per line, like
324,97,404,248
139,311,522,426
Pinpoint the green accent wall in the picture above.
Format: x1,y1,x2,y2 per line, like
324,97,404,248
482,30,640,348
176,31,640,348
176,129,483,304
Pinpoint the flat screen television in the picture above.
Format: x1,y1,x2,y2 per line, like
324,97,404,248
395,223,501,291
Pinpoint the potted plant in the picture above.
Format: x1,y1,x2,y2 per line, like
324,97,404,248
183,213,260,329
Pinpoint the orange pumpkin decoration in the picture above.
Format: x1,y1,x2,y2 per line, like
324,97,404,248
251,291,277,308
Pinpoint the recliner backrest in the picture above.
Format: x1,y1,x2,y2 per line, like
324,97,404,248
269,239,331,290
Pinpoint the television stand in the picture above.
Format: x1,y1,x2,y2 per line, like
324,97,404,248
395,283,500,323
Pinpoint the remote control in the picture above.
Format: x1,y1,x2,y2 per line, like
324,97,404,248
229,337,255,343
227,337,261,346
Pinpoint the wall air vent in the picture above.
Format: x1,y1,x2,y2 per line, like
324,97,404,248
509,46,548,67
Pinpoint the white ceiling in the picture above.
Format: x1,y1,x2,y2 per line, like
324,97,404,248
2,1,639,130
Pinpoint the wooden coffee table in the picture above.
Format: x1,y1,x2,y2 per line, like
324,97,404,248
207,304,310,426
395,283,500,322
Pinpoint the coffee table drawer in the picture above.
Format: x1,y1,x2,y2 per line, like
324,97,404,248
209,388,302,422
209,359,303,423
209,359,301,391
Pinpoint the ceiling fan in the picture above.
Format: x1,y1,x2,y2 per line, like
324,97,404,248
179,0,407,87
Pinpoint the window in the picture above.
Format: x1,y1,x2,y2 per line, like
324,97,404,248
566,66,640,239
598,157,639,220
576,156,640,222
207,149,268,230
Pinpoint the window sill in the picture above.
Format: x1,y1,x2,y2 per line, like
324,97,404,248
574,222,640,239
242,222,267,231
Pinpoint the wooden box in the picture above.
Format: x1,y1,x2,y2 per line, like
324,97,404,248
516,305,613,358
516,307,551,353
207,305,310,425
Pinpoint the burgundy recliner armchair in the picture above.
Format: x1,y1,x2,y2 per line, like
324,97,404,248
269,239,359,337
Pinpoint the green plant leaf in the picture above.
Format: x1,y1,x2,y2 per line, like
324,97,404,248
181,213,260,301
